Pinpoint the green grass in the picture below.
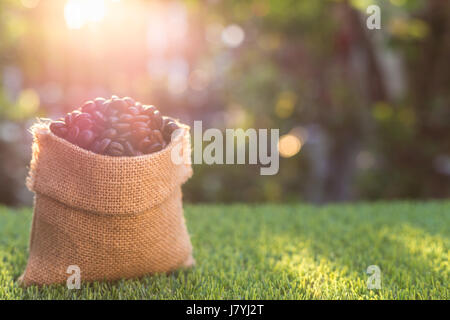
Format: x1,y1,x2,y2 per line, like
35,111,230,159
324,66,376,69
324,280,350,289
0,202,449,299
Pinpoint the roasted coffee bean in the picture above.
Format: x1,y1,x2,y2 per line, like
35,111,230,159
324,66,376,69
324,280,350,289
133,115,150,122
143,105,157,116
90,140,100,153
150,110,162,129
106,141,124,156
92,124,106,136
108,116,120,124
67,126,80,143
65,113,75,126
145,142,162,154
102,98,111,108
119,113,134,123
122,140,136,156
105,104,118,116
101,128,117,139
94,97,106,107
131,121,147,130
127,106,140,116
123,97,136,106
163,121,179,140
92,110,107,125
81,101,96,113
117,131,132,140
74,112,93,129
132,127,151,140
96,138,112,154
50,121,66,130
109,99,128,112
77,129,95,148
113,122,131,132
50,121,68,138
152,129,164,144
135,104,144,114
138,137,153,151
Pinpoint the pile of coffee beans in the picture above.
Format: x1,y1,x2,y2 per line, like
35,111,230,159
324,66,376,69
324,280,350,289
49,96,180,156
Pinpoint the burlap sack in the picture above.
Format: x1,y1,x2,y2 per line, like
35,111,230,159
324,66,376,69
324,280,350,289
20,120,194,287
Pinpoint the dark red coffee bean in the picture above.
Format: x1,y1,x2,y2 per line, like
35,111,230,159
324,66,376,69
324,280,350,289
133,115,150,122
132,127,151,140
77,129,95,148
106,141,124,156
135,103,144,113
131,121,147,130
50,121,68,138
67,126,80,143
65,113,74,126
152,129,164,144
122,140,136,156
109,99,128,112
150,110,162,129
92,124,106,136
50,121,66,130
163,121,179,141
127,106,140,116
102,98,111,107
145,142,162,154
94,97,106,107
101,128,117,139
75,117,93,130
117,131,132,140
119,114,134,123
90,140,100,153
75,112,90,121
112,122,131,132
96,138,112,154
92,110,107,125
108,116,120,124
81,101,96,113
138,137,153,152
143,105,157,116
123,97,135,106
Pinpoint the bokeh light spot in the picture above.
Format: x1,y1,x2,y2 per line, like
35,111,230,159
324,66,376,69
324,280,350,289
64,0,105,30
373,102,392,121
9,89,40,120
221,24,245,48
275,91,297,118
278,134,302,158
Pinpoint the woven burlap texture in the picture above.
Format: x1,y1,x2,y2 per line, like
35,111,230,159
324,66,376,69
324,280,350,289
20,121,194,286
